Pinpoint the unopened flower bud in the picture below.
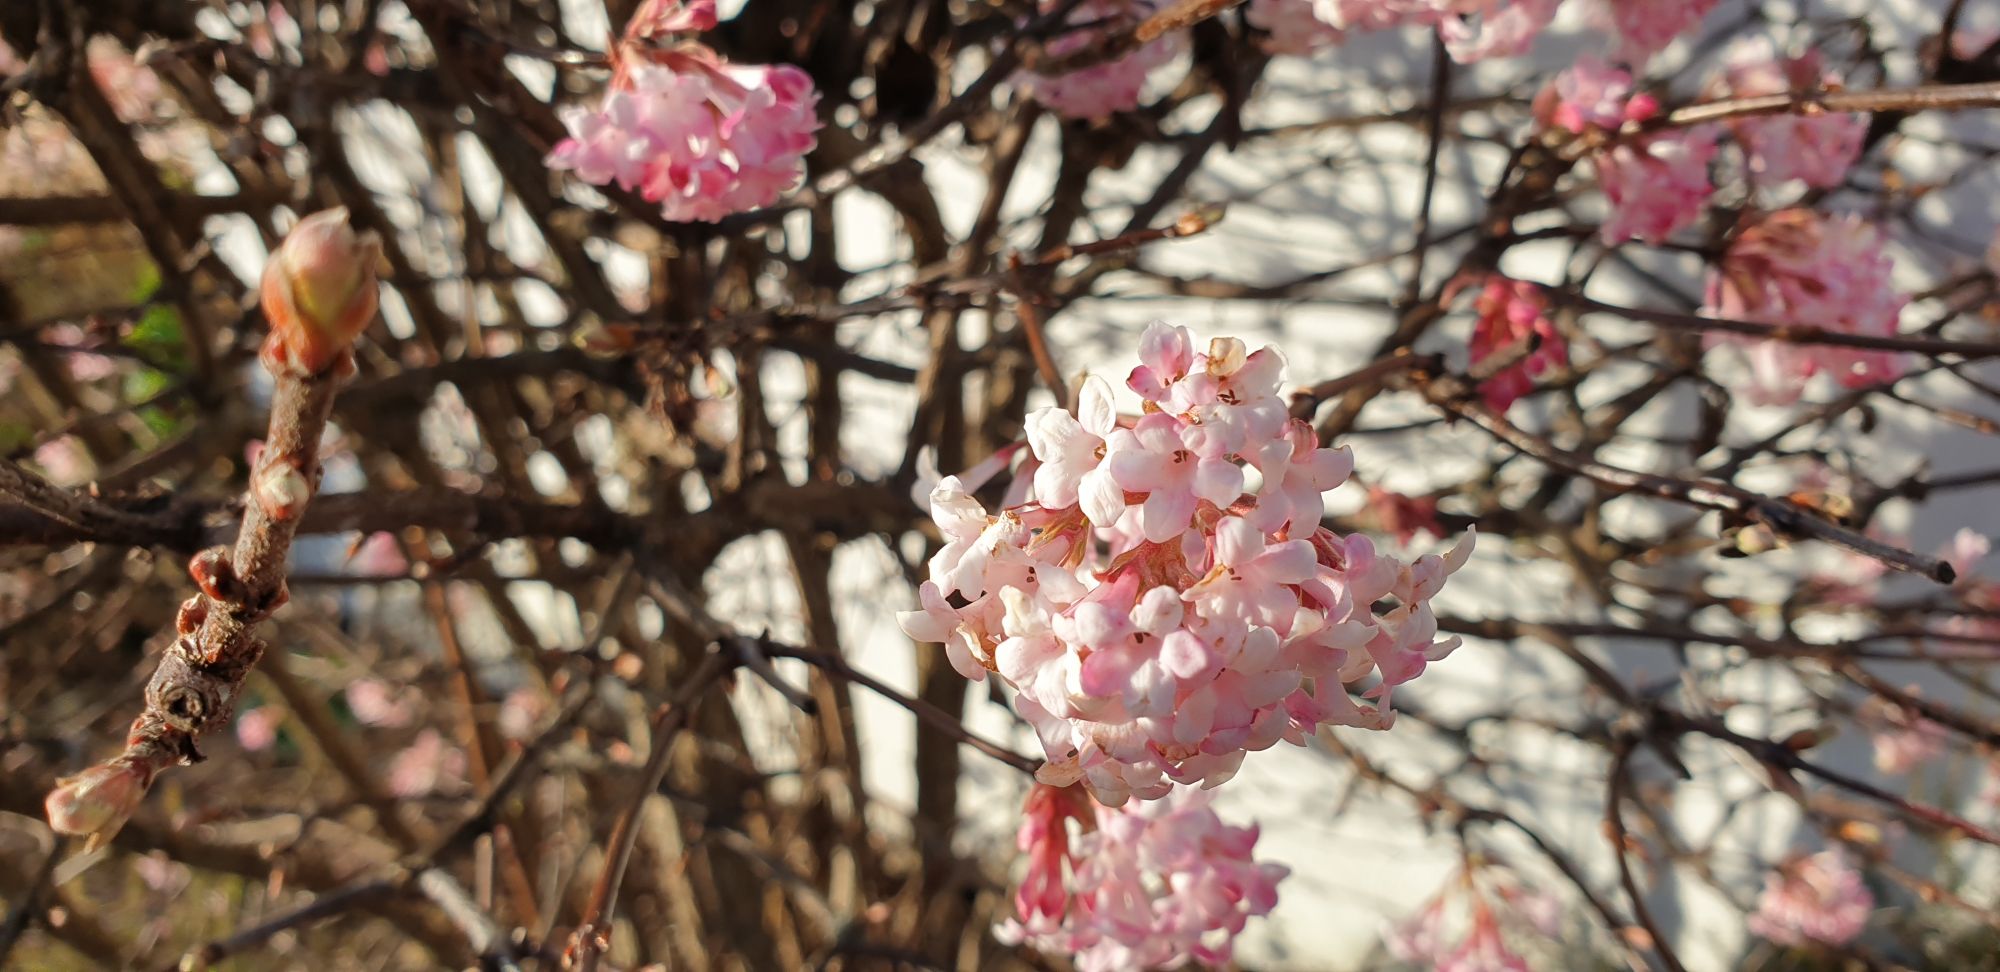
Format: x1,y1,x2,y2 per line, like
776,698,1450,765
46,761,149,843
260,208,381,376
252,458,313,521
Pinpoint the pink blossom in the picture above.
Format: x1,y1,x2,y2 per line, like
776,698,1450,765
901,580,990,680
1105,413,1246,544
547,39,820,222
1939,528,1989,582
1596,127,1720,245
1586,0,1718,62
1245,420,1353,535
1467,277,1566,412
1384,869,1549,971
1438,0,1563,63
85,38,168,124
1026,375,1126,526
1807,546,1891,608
1703,209,1908,406
235,706,282,752
1747,849,1873,947
1367,486,1444,544
497,687,549,741
624,0,717,40
1438,912,1530,972
1385,892,1449,963
50,323,116,382
1859,693,1948,775
1018,0,1185,120
997,785,1288,971
1312,0,1440,32
32,435,91,487
347,531,409,576
898,322,1474,806
1952,28,2000,62
388,729,469,798
1008,782,1093,933
1246,0,1345,54
1712,40,1867,190
1534,57,1659,134
346,677,414,728
1127,321,1196,401
1532,56,1710,245
1186,517,1319,633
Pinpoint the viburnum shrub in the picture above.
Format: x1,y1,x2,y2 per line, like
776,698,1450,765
14,0,1998,968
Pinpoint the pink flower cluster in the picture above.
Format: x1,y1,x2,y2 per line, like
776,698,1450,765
1712,40,1867,191
1466,276,1567,412
1249,0,1716,63
1536,58,1717,246
1384,866,1560,971
1019,0,1185,120
1702,209,1908,406
1591,0,1719,63
1859,692,1948,776
1747,849,1873,947
545,1,820,222
1530,43,1872,249
997,783,1288,971
1437,0,1564,63
899,323,1474,805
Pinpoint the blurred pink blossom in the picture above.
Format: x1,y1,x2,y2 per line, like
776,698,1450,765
1385,870,1551,971
86,38,167,124
498,687,550,741
388,729,468,798
1367,486,1445,545
1595,127,1720,245
1534,57,1659,134
1747,849,1872,947
1246,0,1345,54
347,532,410,576
1534,59,1718,244
996,785,1287,971
1859,693,1948,775
48,323,116,383
1587,0,1718,62
1467,277,1566,412
32,436,91,487
234,706,282,752
1703,209,1908,406
1018,0,1184,120
1939,528,1990,582
1712,40,1867,191
1438,0,1563,63
346,677,414,728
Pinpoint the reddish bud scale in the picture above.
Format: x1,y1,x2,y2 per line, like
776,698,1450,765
187,549,238,604
174,596,208,636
